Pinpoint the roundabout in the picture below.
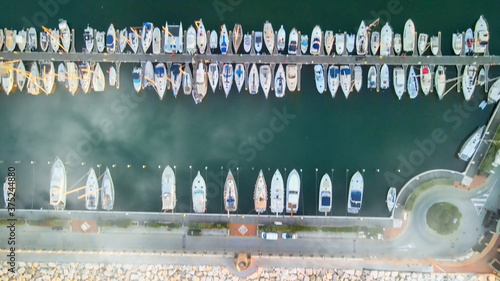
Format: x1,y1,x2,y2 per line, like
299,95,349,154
425,202,462,235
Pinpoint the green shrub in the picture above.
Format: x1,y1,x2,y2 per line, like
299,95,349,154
426,202,461,235
97,219,132,228
0,219,25,226
188,223,228,230
28,218,68,227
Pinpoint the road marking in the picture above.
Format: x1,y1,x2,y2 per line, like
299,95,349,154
471,183,495,215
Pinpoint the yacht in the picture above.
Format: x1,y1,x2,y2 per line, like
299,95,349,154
233,24,243,53
335,33,345,55
354,65,362,92
109,66,116,87
370,31,380,56
346,34,355,53
208,63,219,93
435,66,446,100
41,61,55,94
327,65,339,97
3,177,15,208
152,27,161,54
243,33,251,53
386,187,397,212
101,167,115,211
430,35,439,55
254,31,263,53
27,62,41,95
452,32,462,55
96,31,105,53
222,63,233,97
340,65,351,99
119,28,127,53
277,25,286,52
270,169,284,215
192,171,207,213
393,67,405,99
1,65,13,95
275,64,286,98
83,26,94,52
58,19,70,52
219,24,228,54
263,21,274,53
318,173,332,213
49,157,67,210
66,62,78,95
16,60,26,91
380,64,389,90
183,63,193,95
314,64,325,94
141,22,153,53
248,63,259,94
161,166,176,212
85,168,99,210
79,62,91,93
234,63,245,93
356,21,368,55
194,62,207,103
407,66,418,99
224,170,238,213
487,78,500,104
50,28,59,52
324,30,334,55
186,25,196,54
347,171,363,214
259,64,272,98
92,62,105,92
288,28,298,55
403,19,416,53
40,30,49,52
142,61,154,89
128,28,139,53
458,126,485,161
170,63,182,97
393,34,402,55
286,169,300,214
254,170,267,213
132,66,142,93
286,64,298,92
16,29,27,52
28,27,37,51
418,33,428,55
420,65,432,95
154,63,167,100
367,66,377,90
474,15,489,54
300,34,308,54
462,65,477,101
310,25,322,55
465,28,473,54
4,29,16,52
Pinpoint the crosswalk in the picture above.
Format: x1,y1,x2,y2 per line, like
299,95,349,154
471,189,492,215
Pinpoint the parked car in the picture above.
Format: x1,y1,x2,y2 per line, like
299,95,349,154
281,232,298,239
261,232,278,240
187,229,202,236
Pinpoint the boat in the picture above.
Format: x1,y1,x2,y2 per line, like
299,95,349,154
367,66,376,90
274,64,286,98
142,61,154,89
310,25,322,55
222,63,233,97
243,33,251,53
128,28,139,53
458,126,485,161
79,62,91,94
49,157,67,210
194,62,207,103
170,63,182,97
386,187,397,212
208,63,219,93
196,19,207,54
66,62,78,95
248,63,259,94
487,78,500,104
286,169,300,214
370,31,380,56
407,66,418,99
207,30,216,51
263,21,274,53
380,64,389,90
340,65,351,99
85,168,99,210
27,27,37,51
109,66,116,87
154,63,167,100
141,22,153,53
40,30,49,52
420,65,432,95
119,28,127,53
300,35,308,54
0,29,4,51
254,170,267,213
27,62,40,95
474,15,489,54
452,32,462,55
50,29,59,52
327,65,339,97
186,25,196,55
318,173,332,213
465,28,474,54
347,171,363,214
346,34,355,53
335,33,345,55
16,60,26,91
101,167,115,211
96,31,105,53
92,62,105,92
286,64,298,92
259,64,271,98
393,33,402,55
232,24,243,53
430,35,439,55
132,66,142,93
270,169,284,215
164,23,173,53
1,64,13,95
314,64,325,94
478,68,486,86
255,31,263,53
224,170,238,213
152,27,161,54
403,19,416,53
83,25,94,53
356,21,368,55
354,65,362,92
16,29,27,52
41,61,55,94
324,30,334,55
277,25,286,52
161,166,176,212
4,29,16,52
234,63,245,93
288,28,298,55
163,22,183,54
418,33,428,55
462,65,477,101
183,63,192,95
219,24,228,54
434,66,446,100
192,171,206,213
3,177,15,208
58,19,71,52
55,63,64,83
393,67,405,99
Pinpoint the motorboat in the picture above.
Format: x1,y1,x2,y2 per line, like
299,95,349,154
487,78,500,104
254,170,267,213
403,19,416,53
92,62,105,92
41,61,55,94
393,67,405,99
161,166,176,212
27,27,37,51
300,34,308,54
186,25,196,55
340,65,351,99
370,31,380,56
270,169,284,215
418,33,428,55
106,24,116,53
255,31,263,53
474,15,489,54
224,170,238,213
263,21,274,53
132,66,143,93
1,64,13,95
0,29,4,51
243,33,251,53
83,25,94,53
420,65,432,95
346,34,355,53
16,60,26,91
208,63,219,93
58,19,71,52
393,33,402,55
209,30,217,51
50,29,59,52
152,27,161,54
128,28,139,53
96,31,105,53
435,65,446,100
458,126,485,161
462,65,477,101
119,28,127,53
183,63,192,95
452,32,462,55
327,65,339,97
286,64,297,92
380,64,389,90
27,62,41,95
196,19,207,54
324,30,334,55
259,64,271,98
109,66,116,87
232,24,242,53
85,168,99,210
430,36,439,55
310,25,322,55
66,62,78,95
356,21,368,55
79,61,91,94
347,171,363,214
386,187,397,212
277,25,286,52
57,63,66,84
170,63,182,97
380,23,392,57
141,22,153,53
194,62,207,103
477,68,486,86
335,33,345,55
274,63,286,98
465,28,473,54
354,65,362,92
367,66,376,90
219,24,228,54
286,169,300,214
49,157,67,210
3,177,15,208
318,173,332,213
314,64,325,94
142,61,154,89
407,66,419,99
248,63,259,94
192,171,206,213
4,29,16,52
16,29,27,52
101,167,115,211
222,63,233,97
234,63,245,93
154,63,167,100
40,30,49,52
288,28,298,55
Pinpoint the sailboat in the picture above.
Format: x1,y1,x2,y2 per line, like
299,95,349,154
132,66,143,93
434,66,446,100
370,31,380,56
259,64,271,98
219,24,228,54
141,22,153,53
109,66,116,87
101,167,115,211
407,66,419,99
286,169,300,214
16,29,27,52
196,19,207,54
66,62,78,95
327,65,339,97
347,171,363,214
222,63,233,97
263,21,274,53
170,63,182,97
458,126,485,161
85,168,99,210
274,64,286,98
418,33,428,56
462,65,477,101
354,65,362,92
49,157,67,210
50,28,59,52
452,32,462,56
224,170,238,213
386,187,397,212
41,61,55,94
324,31,334,55
194,62,207,103
58,19,71,52
254,170,267,213
161,166,176,212
40,30,49,52
340,65,351,99
16,60,26,91
27,27,37,51
119,28,127,53
92,62,105,92
58,63,67,84
314,64,325,93
27,62,41,95
488,78,500,104
270,169,284,215
234,63,245,93
356,21,368,55
128,28,139,53
154,63,167,100
1,64,13,95
420,65,432,95
152,27,161,54
403,19,416,53
249,63,259,94
232,24,243,53
183,63,193,95
318,173,332,213
83,25,94,53
208,63,219,93
380,23,392,57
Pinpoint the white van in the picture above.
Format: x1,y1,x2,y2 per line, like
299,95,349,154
261,232,278,240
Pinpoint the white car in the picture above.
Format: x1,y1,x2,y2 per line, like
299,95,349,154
281,233,298,240
261,232,278,240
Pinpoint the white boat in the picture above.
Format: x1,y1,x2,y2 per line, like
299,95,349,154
5,29,16,52
41,61,55,94
462,65,477,101
152,27,161,54
119,28,127,53
101,167,115,211
192,171,206,213
222,63,233,97
274,64,286,98
234,63,245,93
132,66,142,93
196,19,207,54
79,62,91,94
208,63,219,93
254,170,267,213
380,64,389,90
194,62,207,103
474,15,489,54
186,26,196,55
141,22,153,53
356,21,368,55
310,25,322,55
92,62,105,92
327,65,339,97
40,30,49,52
3,177,15,208
248,63,259,94
170,63,182,98
16,29,27,52
458,126,485,161
370,31,380,56
49,157,66,210
154,63,167,100
465,28,473,54
407,66,418,99
430,36,439,55
183,63,192,95
1,64,13,95
452,32,462,55
393,67,405,100
340,65,351,99
313,64,324,94
85,168,99,210
166,22,183,53
487,78,500,104
418,33,428,55
259,64,271,98
255,31,263,53
393,33,402,55
324,30,334,55
403,19,416,53
435,65,446,100
83,25,94,53
164,23,173,53
0,29,4,51
128,28,139,53
386,187,397,212
286,169,300,214
232,24,243,53
420,65,432,95
354,65,362,92
367,66,376,90
66,62,78,95
270,169,284,215
96,31,105,53
277,25,286,52
27,62,41,95
161,166,176,212
478,68,486,86
142,61,154,89
209,30,217,50
300,34,308,54
224,170,238,212
379,25,393,55
109,66,116,87
16,60,26,91
286,64,298,92
335,33,345,55
346,34,355,53
58,19,71,52
243,33,251,53
219,24,228,54
263,21,274,53
318,173,332,213
50,29,59,52
347,171,363,214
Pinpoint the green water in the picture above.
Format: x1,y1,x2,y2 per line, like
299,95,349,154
0,0,498,217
